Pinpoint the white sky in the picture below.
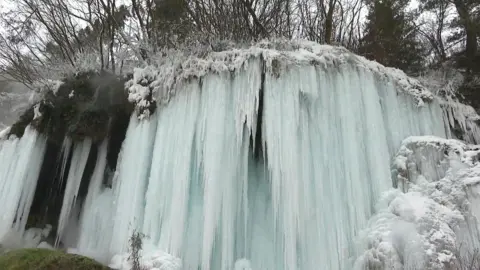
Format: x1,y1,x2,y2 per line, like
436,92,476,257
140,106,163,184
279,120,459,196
0,0,433,47
0,1,14,35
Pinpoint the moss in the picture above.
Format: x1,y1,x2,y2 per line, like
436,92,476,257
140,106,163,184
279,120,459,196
8,70,136,144
68,110,110,142
0,249,110,270
56,71,97,102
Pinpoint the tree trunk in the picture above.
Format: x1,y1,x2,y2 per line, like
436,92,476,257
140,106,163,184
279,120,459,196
453,0,477,72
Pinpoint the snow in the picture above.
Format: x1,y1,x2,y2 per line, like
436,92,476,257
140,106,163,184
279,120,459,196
0,224,53,252
126,40,435,119
355,136,480,269
109,248,182,270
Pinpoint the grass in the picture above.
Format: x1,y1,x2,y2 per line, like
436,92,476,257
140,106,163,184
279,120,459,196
0,248,111,270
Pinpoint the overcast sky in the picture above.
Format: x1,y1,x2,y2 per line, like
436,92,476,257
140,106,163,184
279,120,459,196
0,0,424,42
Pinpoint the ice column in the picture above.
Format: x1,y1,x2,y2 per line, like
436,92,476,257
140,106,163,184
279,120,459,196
56,139,92,246
76,141,114,262
0,127,47,240
109,114,158,255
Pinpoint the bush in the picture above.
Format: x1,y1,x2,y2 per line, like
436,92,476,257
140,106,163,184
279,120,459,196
0,248,110,270
128,230,146,270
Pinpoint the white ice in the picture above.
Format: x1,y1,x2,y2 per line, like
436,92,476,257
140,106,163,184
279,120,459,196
79,52,449,269
55,139,92,247
0,127,47,242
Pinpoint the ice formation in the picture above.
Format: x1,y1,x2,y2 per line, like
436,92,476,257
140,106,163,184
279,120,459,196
355,136,480,269
0,41,479,270
0,127,47,241
440,97,480,144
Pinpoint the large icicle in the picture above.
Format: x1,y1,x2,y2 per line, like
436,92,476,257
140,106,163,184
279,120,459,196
0,127,47,241
55,139,92,246
439,97,480,144
75,140,113,263
109,114,158,255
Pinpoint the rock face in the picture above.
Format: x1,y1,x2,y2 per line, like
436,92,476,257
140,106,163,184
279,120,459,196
4,71,134,239
0,248,110,270
8,71,133,144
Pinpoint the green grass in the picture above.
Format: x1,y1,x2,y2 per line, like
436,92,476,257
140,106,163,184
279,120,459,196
0,248,111,270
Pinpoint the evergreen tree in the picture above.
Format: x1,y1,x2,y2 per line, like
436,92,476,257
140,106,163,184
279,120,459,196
359,0,427,74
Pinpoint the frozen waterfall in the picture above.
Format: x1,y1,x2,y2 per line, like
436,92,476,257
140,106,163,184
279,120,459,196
0,43,476,270
79,52,447,269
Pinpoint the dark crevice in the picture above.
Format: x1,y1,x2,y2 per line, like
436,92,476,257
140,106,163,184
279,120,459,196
27,138,73,237
451,117,466,141
106,110,131,171
78,142,98,201
250,57,266,161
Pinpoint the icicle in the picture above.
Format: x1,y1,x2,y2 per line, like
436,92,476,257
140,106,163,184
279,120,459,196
59,137,73,187
75,140,113,263
109,113,158,255
55,139,92,246
0,127,47,240
74,53,450,270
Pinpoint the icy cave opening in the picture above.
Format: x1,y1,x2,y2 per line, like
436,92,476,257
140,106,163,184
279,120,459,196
0,42,479,270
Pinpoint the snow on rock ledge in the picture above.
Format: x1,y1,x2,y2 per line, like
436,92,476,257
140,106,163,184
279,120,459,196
355,136,480,270
126,40,434,119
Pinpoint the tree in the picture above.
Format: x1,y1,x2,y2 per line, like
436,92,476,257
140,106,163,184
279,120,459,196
418,0,450,65
0,0,373,83
359,0,427,74
418,0,479,71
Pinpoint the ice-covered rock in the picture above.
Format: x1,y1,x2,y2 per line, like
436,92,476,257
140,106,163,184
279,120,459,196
440,96,480,144
355,136,480,269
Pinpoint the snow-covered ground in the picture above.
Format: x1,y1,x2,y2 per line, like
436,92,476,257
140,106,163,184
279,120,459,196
355,136,480,269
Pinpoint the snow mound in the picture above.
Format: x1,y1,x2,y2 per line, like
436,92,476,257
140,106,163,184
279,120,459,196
109,249,182,270
355,136,480,270
0,225,53,252
108,251,254,270
127,40,434,118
